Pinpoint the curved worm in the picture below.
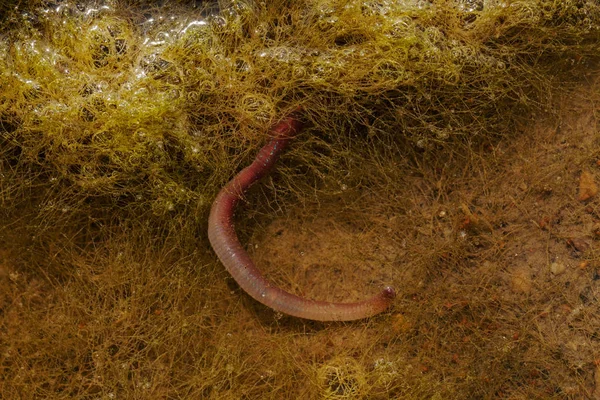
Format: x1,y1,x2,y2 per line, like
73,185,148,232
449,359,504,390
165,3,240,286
208,113,395,321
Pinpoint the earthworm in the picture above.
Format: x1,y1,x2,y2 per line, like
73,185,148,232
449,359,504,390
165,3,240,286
208,112,395,321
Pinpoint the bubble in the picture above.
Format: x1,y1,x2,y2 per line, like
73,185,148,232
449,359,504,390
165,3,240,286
181,19,208,35
457,0,484,13
256,46,301,63
83,5,112,18
211,15,227,28
292,65,306,79
234,58,251,73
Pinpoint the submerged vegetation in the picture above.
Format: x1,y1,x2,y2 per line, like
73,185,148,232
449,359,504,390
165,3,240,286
1,0,599,235
1,0,600,398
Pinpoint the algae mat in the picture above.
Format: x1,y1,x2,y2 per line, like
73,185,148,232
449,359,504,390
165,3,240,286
2,1,600,398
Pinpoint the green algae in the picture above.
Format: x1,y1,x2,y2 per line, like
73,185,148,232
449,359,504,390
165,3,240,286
0,0,599,235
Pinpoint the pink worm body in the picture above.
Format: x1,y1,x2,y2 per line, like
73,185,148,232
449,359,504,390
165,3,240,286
208,114,395,321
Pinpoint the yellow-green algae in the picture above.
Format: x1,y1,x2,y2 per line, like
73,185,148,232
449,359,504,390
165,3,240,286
2,1,600,398
1,0,599,239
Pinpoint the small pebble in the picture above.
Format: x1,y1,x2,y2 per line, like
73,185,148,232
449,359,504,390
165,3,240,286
578,170,598,201
391,313,413,334
567,238,590,253
550,261,566,275
510,267,532,294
